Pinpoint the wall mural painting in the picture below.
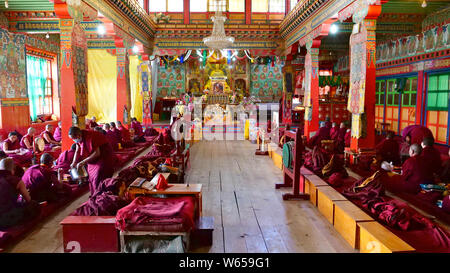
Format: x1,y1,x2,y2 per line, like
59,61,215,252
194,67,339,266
71,23,88,117
0,28,27,99
250,62,284,102
157,63,185,98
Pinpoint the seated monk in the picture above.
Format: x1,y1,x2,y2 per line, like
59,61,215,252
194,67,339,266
40,124,61,151
69,126,117,195
2,132,33,166
375,131,400,165
53,144,77,174
401,125,434,146
336,122,347,152
439,148,450,183
53,121,62,142
87,116,99,130
117,121,134,147
421,137,442,183
344,129,351,148
22,153,71,203
307,122,331,148
109,122,122,146
103,123,119,151
20,127,36,150
0,151,24,178
0,158,40,229
383,143,428,194
330,122,339,141
131,117,145,143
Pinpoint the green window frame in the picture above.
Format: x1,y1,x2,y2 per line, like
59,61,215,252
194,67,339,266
386,79,400,106
427,73,450,111
401,77,418,107
376,80,386,106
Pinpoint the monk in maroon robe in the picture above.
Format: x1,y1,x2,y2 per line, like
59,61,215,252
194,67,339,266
383,144,427,194
69,127,117,195
103,123,119,151
110,122,122,146
117,121,134,148
402,125,434,146
376,131,401,165
87,116,99,130
0,151,24,178
0,158,40,228
440,148,450,183
131,118,145,142
344,129,351,147
2,132,33,166
330,122,339,141
53,144,77,174
40,124,61,151
22,153,71,202
53,121,62,142
420,137,442,183
20,127,36,150
307,122,330,148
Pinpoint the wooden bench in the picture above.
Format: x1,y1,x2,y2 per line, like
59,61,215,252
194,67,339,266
316,186,348,224
190,216,214,248
358,221,415,253
60,216,119,253
304,174,329,206
333,201,375,249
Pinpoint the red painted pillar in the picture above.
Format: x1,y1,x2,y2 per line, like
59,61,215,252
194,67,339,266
348,6,381,151
245,0,251,25
184,0,190,24
115,39,131,125
56,3,88,151
303,40,321,139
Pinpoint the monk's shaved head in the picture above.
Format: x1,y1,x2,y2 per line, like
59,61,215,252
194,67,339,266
28,127,36,134
422,137,434,147
410,143,422,156
0,158,15,173
69,126,81,137
110,122,116,128
117,121,122,126
40,153,54,166
103,123,110,130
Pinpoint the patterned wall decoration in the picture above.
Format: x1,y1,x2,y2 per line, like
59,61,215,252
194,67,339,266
157,63,185,98
0,28,27,99
71,23,88,117
249,61,284,102
138,61,152,125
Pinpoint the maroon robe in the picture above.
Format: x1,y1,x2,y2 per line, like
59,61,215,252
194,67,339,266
385,156,427,194
420,146,442,182
118,126,134,147
307,126,330,148
3,139,33,166
330,127,339,141
376,138,400,164
88,120,99,130
111,128,122,145
131,121,144,137
53,149,75,173
19,134,33,150
402,125,434,145
78,130,116,194
53,126,62,142
22,165,71,202
105,130,119,151
344,131,351,147
40,130,59,151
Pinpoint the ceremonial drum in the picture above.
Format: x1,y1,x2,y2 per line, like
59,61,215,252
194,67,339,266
34,137,45,153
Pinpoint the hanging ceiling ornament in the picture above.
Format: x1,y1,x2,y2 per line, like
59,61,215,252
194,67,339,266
203,0,235,50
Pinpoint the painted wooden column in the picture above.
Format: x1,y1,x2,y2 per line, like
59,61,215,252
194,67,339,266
55,3,88,151
245,0,251,25
183,0,190,25
140,55,153,126
348,4,381,151
115,40,131,126
303,40,321,139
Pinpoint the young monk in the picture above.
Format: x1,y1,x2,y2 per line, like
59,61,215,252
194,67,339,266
53,121,62,142
53,144,77,174
102,123,118,151
109,122,122,146
0,151,24,178
69,126,117,195
401,125,434,146
344,129,351,147
420,137,442,183
131,117,145,143
375,131,400,165
0,158,40,228
22,153,71,203
40,124,61,150
307,122,330,148
117,121,134,147
330,122,339,141
20,127,36,150
2,132,33,166
383,143,427,194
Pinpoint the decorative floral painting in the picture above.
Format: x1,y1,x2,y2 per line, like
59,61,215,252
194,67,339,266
250,62,284,102
157,63,185,98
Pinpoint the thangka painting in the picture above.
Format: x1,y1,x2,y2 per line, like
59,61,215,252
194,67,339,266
157,63,185,98
250,62,284,102
348,30,367,115
72,45,88,116
0,28,27,99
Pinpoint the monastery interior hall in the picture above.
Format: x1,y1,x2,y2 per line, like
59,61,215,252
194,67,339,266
0,0,449,254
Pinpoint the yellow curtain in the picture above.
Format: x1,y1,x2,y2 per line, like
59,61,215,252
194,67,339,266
87,49,117,123
129,55,143,123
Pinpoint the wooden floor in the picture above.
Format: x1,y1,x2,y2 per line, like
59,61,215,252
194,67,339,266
7,140,355,253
